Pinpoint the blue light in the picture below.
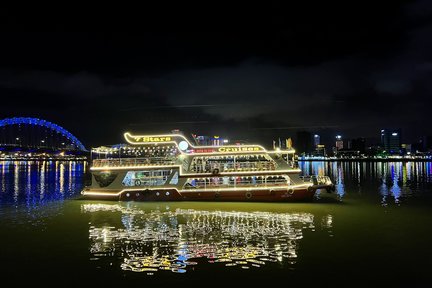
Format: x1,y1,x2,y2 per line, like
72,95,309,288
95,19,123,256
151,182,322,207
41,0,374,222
0,117,86,151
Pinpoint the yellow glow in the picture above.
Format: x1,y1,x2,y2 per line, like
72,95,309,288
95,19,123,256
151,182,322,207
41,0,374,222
124,132,184,145
123,132,295,155
90,164,301,175
91,165,182,171
179,184,311,193
218,147,261,152
81,183,312,197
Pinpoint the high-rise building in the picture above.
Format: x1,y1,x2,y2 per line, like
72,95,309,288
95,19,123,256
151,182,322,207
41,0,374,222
350,138,366,153
313,134,320,147
335,135,343,150
381,129,401,154
194,135,228,146
296,131,313,154
315,144,326,157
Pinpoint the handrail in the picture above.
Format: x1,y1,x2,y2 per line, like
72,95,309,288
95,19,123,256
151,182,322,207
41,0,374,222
92,158,176,167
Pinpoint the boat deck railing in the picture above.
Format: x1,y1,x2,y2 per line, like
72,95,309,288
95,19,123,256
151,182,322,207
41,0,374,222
300,175,333,185
190,161,277,173
92,158,177,168
183,180,290,190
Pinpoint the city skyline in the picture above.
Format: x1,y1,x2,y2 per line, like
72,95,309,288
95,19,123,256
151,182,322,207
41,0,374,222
0,115,427,156
1,2,431,147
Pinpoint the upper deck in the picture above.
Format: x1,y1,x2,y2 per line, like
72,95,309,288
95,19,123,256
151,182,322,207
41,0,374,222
90,132,300,175
123,132,295,156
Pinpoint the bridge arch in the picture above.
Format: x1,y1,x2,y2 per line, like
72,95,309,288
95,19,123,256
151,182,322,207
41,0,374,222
0,117,86,151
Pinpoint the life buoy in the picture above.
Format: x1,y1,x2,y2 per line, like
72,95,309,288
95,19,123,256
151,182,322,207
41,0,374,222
288,188,294,195
135,179,142,186
212,168,220,175
307,186,314,192
245,191,252,199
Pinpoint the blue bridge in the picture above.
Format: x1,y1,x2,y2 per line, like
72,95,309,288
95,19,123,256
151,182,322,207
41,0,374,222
0,117,86,153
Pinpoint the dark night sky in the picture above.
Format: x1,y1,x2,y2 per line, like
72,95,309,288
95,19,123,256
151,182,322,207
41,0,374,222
1,1,431,148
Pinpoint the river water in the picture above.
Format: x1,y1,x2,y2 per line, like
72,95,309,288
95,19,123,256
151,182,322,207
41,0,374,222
0,160,431,286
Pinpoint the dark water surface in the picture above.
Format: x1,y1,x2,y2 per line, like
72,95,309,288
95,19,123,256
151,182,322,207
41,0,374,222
1,160,431,286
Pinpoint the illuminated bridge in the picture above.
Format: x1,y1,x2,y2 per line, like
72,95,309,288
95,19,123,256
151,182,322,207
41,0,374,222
0,117,87,154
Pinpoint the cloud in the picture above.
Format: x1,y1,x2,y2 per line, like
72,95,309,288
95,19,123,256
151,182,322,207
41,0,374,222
0,2,431,145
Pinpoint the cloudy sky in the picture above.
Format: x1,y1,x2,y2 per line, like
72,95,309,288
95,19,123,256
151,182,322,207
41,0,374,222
1,1,431,148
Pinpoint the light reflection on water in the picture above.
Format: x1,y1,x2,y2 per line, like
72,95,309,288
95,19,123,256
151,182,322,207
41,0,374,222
0,160,87,208
299,161,432,204
82,203,333,275
1,160,432,284
1,160,432,208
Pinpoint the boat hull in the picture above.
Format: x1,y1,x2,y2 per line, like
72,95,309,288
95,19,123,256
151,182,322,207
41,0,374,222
81,187,317,202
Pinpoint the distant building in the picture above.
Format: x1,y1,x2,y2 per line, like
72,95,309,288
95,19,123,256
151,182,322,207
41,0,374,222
314,144,326,157
401,143,412,154
350,138,366,154
296,131,313,155
313,134,320,148
412,136,428,152
194,135,228,146
381,129,401,154
335,135,343,151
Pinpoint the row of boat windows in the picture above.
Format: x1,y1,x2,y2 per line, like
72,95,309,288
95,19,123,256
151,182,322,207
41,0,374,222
190,155,276,173
92,157,176,167
94,169,290,188
184,176,290,189
122,170,175,187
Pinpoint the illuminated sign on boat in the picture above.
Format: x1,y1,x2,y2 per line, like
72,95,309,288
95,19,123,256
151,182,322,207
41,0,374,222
218,147,262,152
131,136,172,143
193,148,216,153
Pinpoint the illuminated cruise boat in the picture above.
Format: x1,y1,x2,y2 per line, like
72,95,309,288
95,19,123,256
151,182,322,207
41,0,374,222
81,132,335,202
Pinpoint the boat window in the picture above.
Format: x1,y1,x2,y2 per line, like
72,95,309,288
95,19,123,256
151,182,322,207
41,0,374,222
122,170,173,187
94,172,118,187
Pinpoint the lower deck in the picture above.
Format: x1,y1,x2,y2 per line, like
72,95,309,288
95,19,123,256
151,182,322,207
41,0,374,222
81,184,323,202
83,165,335,202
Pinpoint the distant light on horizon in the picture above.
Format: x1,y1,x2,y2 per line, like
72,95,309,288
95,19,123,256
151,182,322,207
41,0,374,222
392,133,398,136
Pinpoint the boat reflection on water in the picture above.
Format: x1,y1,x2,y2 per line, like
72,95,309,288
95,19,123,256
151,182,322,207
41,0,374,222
82,203,333,275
